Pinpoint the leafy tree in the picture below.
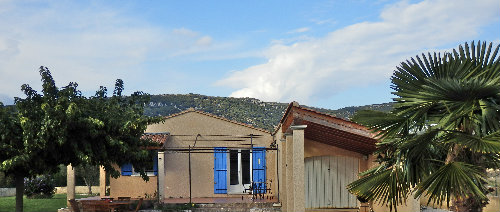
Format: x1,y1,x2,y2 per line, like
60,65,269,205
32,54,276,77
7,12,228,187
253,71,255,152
347,41,500,212
0,102,23,212
0,67,162,212
75,164,99,195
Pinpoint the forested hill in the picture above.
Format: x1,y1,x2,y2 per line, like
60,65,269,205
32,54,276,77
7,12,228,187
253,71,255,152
144,94,393,132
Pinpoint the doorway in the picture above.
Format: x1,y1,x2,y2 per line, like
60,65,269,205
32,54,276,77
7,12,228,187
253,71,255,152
228,149,252,194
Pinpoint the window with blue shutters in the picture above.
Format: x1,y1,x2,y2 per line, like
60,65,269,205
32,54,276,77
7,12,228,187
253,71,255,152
214,147,227,194
252,147,266,194
121,151,158,176
121,163,133,176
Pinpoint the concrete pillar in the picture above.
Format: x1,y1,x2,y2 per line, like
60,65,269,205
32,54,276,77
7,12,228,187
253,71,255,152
67,164,75,207
291,125,306,212
99,166,106,198
279,138,287,211
158,152,165,201
285,133,294,212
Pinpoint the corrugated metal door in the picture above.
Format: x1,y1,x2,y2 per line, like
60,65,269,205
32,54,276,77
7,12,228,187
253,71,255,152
252,147,266,194
305,156,359,208
214,147,227,194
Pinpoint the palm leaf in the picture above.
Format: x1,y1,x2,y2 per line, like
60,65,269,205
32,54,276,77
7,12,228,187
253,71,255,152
448,132,500,153
415,162,487,207
352,110,408,139
347,164,411,211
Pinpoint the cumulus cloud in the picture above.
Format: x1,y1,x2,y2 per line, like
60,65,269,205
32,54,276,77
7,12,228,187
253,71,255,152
0,1,221,102
288,27,310,34
217,0,500,104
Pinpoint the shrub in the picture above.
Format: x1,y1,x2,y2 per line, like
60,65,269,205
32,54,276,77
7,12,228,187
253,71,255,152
24,175,55,199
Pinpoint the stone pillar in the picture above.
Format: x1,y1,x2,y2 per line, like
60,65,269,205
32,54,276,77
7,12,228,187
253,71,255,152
67,164,75,207
285,133,294,212
279,138,287,211
158,151,165,202
99,166,106,198
291,125,306,212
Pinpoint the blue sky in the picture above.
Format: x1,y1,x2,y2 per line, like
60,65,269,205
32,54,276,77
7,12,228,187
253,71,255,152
0,0,499,109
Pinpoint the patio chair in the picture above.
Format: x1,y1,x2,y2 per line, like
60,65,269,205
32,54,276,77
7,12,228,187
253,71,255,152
68,199,81,212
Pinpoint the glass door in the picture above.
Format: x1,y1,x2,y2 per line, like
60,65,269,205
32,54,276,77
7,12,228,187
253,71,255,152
227,149,252,194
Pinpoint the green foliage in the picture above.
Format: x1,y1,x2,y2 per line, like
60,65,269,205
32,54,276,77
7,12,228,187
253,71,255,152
75,164,99,194
0,66,163,211
24,176,55,199
51,165,66,187
347,41,500,211
0,172,15,187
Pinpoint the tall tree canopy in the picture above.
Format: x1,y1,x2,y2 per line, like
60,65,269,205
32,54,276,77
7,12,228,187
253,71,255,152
347,41,500,212
0,67,162,212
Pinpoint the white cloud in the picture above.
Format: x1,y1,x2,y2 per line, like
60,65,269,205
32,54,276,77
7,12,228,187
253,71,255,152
217,0,500,104
288,27,310,34
0,1,224,102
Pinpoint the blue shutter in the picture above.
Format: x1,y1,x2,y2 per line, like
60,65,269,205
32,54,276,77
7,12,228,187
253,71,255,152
121,163,133,176
153,154,158,176
214,147,227,194
252,147,266,194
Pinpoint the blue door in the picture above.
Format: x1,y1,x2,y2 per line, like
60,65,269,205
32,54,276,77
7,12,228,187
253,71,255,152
214,147,227,194
252,147,266,194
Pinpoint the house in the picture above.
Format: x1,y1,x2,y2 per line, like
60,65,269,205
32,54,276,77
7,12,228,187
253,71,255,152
274,102,378,212
108,108,277,201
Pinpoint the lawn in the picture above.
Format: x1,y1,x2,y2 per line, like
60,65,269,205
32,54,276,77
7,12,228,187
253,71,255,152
0,193,88,212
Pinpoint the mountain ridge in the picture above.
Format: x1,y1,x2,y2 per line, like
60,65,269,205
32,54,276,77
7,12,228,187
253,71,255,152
144,93,393,132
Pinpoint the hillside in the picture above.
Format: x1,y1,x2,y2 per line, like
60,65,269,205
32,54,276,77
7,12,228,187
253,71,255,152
144,94,393,132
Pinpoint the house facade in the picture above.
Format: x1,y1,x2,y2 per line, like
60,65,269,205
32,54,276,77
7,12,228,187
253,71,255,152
274,102,378,212
108,108,277,201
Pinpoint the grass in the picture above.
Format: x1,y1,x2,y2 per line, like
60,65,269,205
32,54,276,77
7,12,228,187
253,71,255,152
0,193,89,212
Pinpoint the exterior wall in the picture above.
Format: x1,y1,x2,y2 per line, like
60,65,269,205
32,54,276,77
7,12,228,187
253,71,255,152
109,175,157,198
275,127,284,206
304,138,369,173
0,188,16,197
55,186,104,194
146,112,276,199
372,197,420,212
485,196,500,212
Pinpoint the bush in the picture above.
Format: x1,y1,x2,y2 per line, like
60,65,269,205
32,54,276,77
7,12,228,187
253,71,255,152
24,175,55,199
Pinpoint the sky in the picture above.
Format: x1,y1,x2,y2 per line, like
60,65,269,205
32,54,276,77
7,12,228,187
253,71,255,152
0,0,499,109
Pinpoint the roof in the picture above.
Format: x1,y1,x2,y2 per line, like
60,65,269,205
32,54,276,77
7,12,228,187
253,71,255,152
278,101,377,155
142,132,170,144
163,108,271,134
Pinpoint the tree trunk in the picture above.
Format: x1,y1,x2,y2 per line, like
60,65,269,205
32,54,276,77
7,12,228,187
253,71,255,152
445,144,461,164
83,178,92,195
15,173,24,212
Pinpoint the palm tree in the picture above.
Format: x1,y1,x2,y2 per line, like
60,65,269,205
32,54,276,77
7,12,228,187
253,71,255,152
347,41,500,212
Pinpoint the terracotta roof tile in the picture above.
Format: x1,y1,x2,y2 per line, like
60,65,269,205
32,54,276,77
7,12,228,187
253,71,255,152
142,132,170,144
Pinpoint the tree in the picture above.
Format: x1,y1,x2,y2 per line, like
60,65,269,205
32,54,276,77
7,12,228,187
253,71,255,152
0,102,24,212
0,67,162,212
75,164,99,195
347,41,500,212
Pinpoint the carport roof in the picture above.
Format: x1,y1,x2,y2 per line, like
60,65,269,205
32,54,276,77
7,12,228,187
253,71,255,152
278,102,377,155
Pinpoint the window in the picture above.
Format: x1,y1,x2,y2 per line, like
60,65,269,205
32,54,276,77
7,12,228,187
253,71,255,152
121,151,158,176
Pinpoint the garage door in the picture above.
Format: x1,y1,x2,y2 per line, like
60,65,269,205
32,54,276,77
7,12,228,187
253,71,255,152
305,156,359,208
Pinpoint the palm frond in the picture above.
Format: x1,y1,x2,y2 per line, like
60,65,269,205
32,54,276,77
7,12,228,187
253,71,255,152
347,164,411,211
449,131,500,153
415,162,488,208
352,110,408,139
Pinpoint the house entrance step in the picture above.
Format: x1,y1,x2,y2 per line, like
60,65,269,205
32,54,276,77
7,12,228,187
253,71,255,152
193,203,280,212
157,202,280,212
